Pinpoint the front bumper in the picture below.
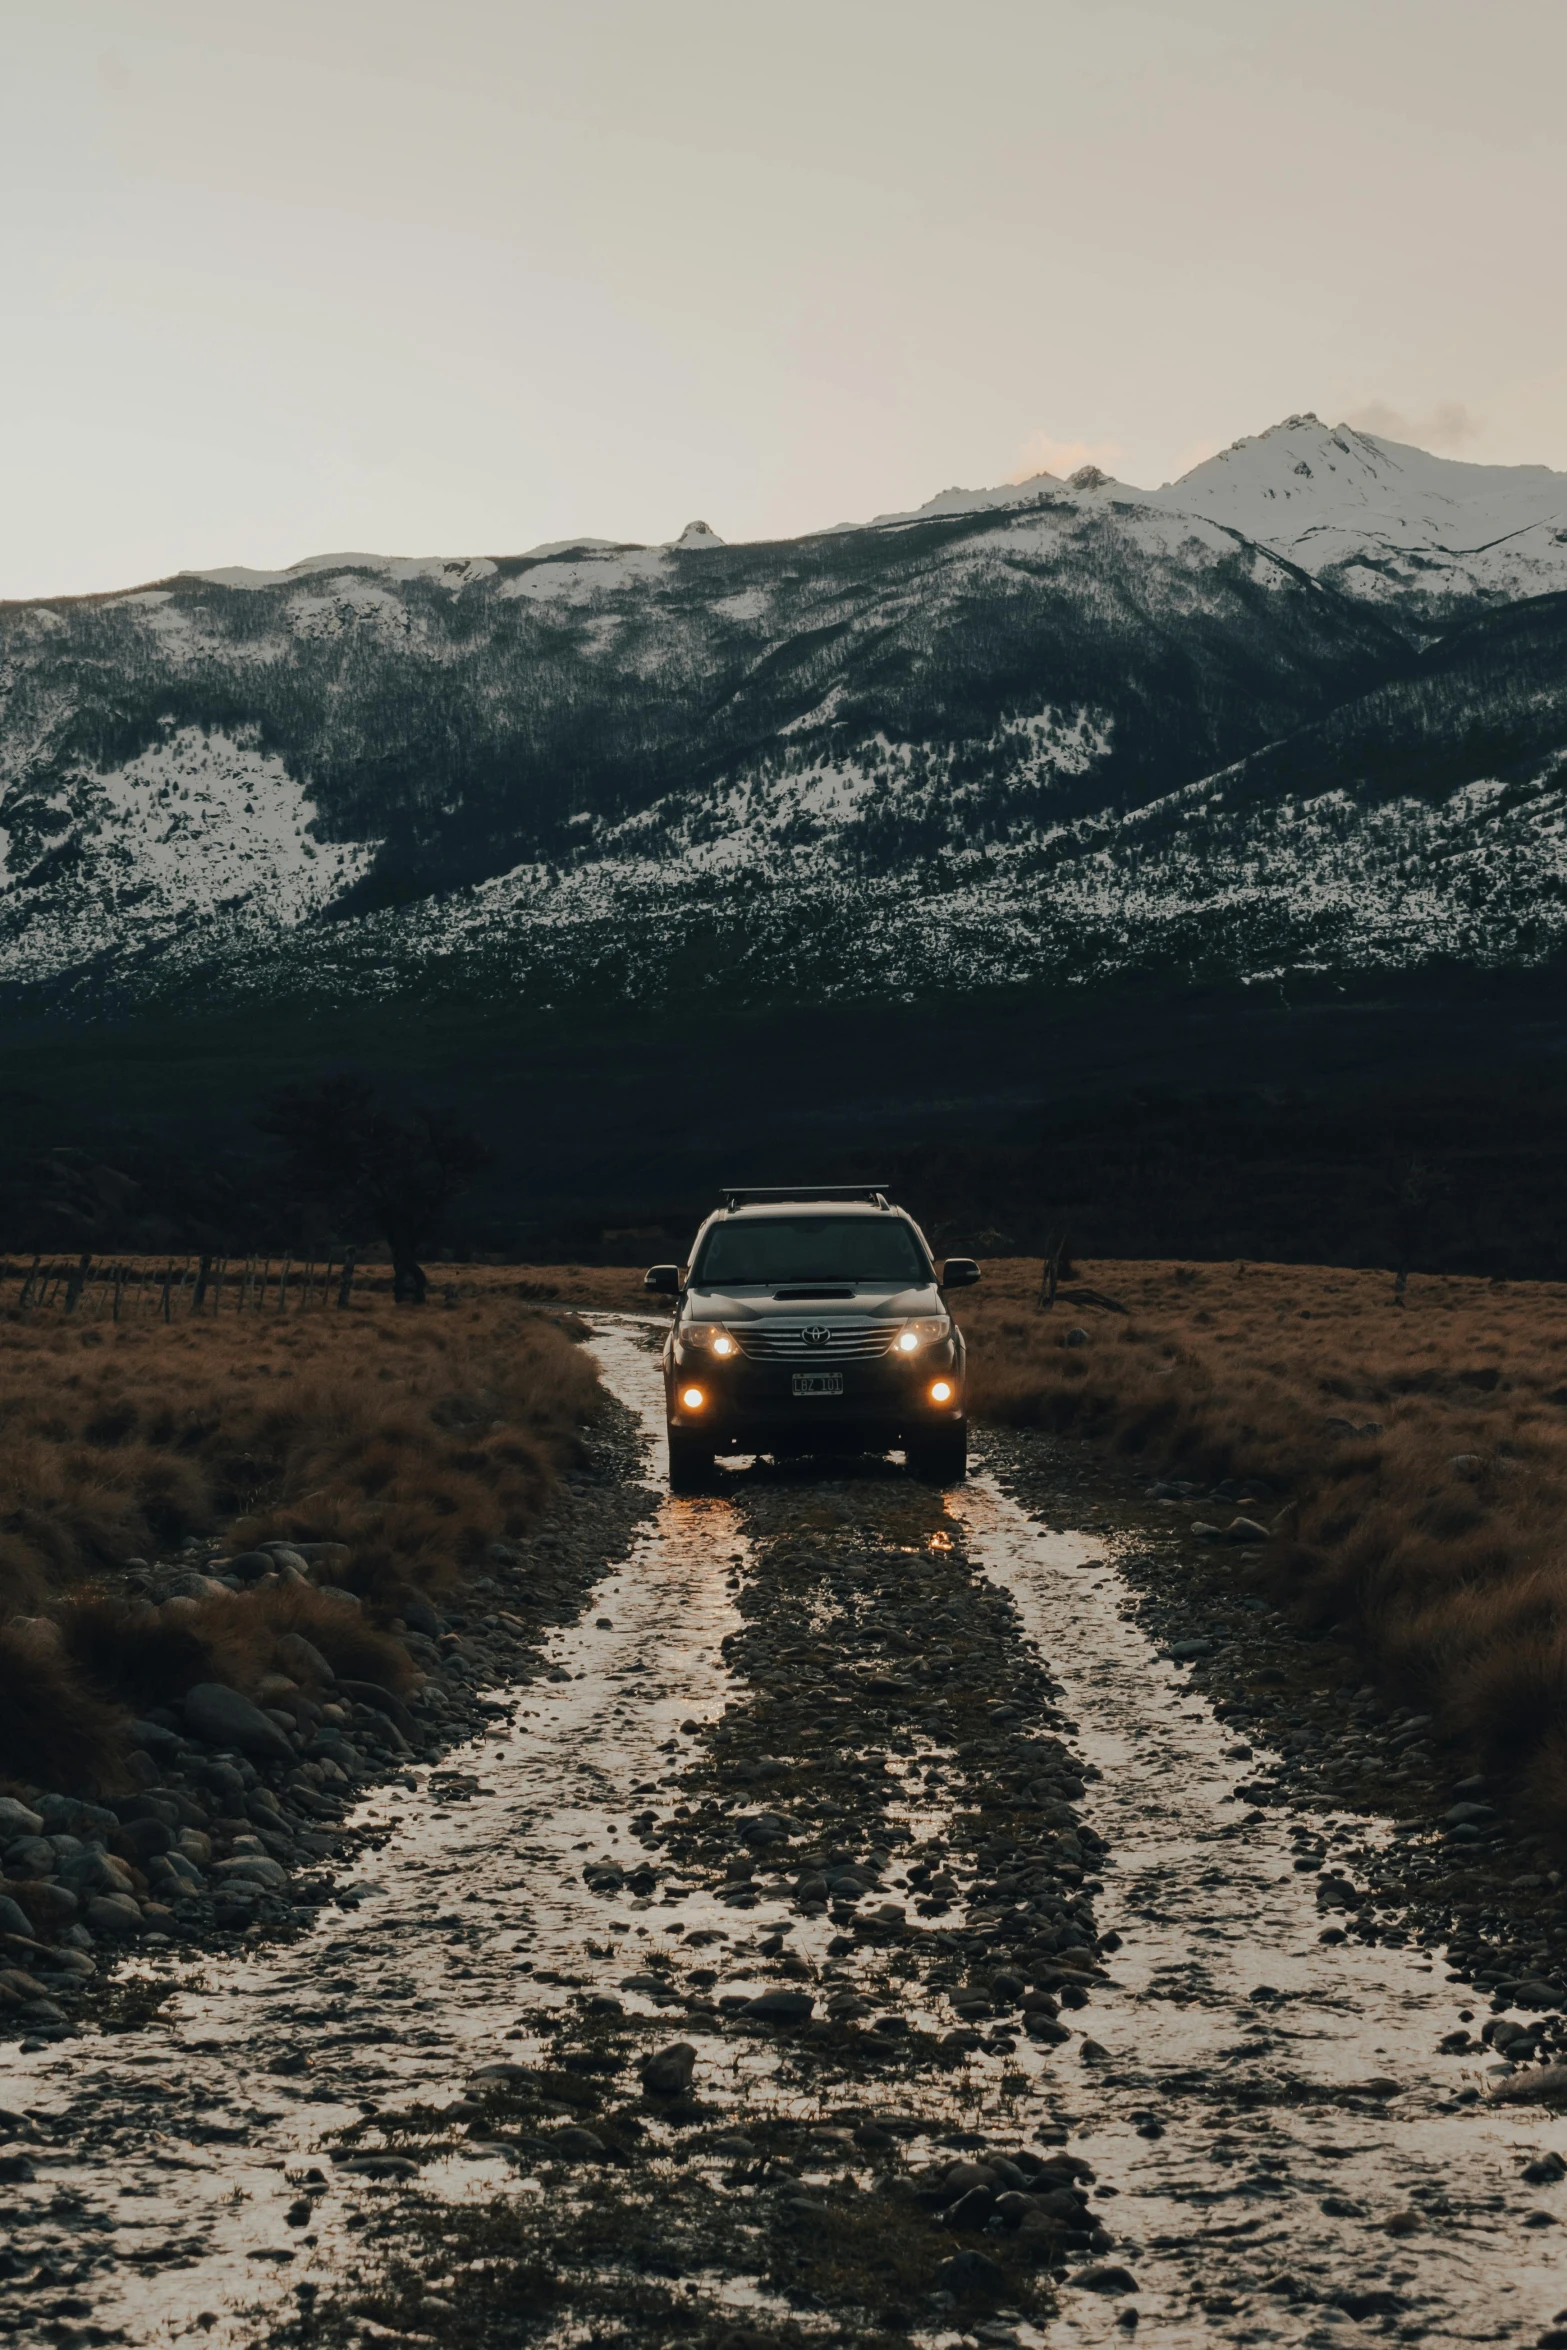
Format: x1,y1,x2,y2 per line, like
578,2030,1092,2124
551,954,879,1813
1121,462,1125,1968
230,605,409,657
666,1351,965,1451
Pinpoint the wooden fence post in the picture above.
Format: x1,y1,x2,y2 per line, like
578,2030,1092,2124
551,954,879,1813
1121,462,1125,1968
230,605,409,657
19,1256,39,1308
194,1253,213,1310
336,1247,358,1308
161,1264,173,1322
278,1256,291,1313
64,1253,92,1314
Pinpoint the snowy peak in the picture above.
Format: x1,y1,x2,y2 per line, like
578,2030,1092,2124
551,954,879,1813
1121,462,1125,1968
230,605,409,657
1153,416,1567,611
670,519,725,550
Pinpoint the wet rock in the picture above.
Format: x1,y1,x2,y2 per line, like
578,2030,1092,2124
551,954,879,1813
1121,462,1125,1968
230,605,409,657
1070,2264,1139,2294
336,2154,419,2179
738,1988,814,2024
215,1855,290,1891
0,1800,43,1842
640,2043,697,2096
184,1683,296,1764
551,2127,606,2162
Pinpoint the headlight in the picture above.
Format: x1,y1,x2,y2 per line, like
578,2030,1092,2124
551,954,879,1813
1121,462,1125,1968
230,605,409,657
895,1316,951,1354
682,1324,738,1357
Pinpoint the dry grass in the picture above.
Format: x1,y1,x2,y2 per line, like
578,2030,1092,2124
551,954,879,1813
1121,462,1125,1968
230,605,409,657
0,1274,602,1788
965,1257,1567,1829
0,1274,600,1618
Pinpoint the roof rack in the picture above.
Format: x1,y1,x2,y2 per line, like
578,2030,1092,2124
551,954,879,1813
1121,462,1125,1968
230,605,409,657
720,1184,892,1210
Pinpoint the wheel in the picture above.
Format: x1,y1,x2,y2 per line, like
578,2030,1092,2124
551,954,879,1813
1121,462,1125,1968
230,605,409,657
667,1429,714,1492
908,1423,968,1485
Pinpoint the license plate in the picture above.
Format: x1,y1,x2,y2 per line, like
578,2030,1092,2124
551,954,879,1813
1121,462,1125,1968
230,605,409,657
792,1371,843,1397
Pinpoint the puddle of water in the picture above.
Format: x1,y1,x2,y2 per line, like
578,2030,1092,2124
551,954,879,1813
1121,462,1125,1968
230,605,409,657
954,1462,1567,2347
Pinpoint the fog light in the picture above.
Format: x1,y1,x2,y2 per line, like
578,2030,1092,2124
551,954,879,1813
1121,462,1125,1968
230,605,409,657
930,1379,953,1404
680,1385,706,1411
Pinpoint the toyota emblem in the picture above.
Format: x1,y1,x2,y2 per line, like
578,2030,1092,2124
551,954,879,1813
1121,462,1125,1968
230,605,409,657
804,1324,830,1347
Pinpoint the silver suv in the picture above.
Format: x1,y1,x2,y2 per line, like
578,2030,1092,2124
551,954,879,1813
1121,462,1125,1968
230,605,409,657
645,1186,979,1491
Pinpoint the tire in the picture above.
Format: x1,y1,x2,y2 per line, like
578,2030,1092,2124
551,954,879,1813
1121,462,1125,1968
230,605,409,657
908,1423,968,1486
667,1429,714,1492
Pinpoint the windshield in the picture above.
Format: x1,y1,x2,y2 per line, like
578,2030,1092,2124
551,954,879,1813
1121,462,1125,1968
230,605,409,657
694,1215,930,1287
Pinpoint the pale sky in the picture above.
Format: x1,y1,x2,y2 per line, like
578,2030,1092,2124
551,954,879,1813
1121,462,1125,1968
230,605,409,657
5,0,1566,598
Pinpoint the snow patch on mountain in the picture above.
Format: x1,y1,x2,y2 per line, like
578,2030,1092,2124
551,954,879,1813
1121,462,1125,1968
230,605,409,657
0,727,379,985
499,545,671,603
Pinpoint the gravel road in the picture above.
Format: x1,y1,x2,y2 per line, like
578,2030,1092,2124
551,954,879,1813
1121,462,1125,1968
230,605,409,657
3,1316,1566,2350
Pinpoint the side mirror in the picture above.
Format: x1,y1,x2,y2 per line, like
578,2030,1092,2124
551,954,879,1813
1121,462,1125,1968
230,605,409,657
644,1264,680,1296
941,1257,981,1289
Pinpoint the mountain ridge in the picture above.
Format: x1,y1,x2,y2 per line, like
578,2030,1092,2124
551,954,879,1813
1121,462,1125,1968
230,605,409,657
3,416,1566,1023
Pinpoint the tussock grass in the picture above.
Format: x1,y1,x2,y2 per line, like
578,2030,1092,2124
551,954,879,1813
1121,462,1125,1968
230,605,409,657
965,1258,1567,1829
0,1276,601,1788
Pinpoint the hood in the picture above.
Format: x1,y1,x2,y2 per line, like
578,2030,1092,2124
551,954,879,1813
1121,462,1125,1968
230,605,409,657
683,1279,942,1321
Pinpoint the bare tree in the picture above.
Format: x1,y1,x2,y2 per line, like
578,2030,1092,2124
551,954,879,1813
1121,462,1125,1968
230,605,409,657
258,1077,494,1304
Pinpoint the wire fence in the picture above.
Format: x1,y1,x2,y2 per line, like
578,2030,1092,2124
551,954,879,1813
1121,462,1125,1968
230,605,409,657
3,1248,360,1319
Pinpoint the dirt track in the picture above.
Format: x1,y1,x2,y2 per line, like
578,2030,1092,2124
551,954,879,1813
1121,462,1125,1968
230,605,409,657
3,1318,1567,2350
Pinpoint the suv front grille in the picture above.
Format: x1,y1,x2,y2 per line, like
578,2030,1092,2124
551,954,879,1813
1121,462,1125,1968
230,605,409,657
734,1321,897,1361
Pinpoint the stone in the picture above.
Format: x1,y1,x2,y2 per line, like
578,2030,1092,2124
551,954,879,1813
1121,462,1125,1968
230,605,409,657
275,1634,336,1687
5,1837,55,1876
131,1719,186,1758
639,2042,696,2096
215,1855,289,1890
0,1800,43,1843
336,2154,419,2178
61,1849,136,1897
739,1988,814,2024
85,1893,145,1938
0,1894,37,1941
228,1551,278,1583
1070,2264,1139,2294
11,1881,78,1935
184,1683,296,1763
947,2186,997,2229
938,2249,1007,2298
114,1818,173,1865
551,2127,606,2161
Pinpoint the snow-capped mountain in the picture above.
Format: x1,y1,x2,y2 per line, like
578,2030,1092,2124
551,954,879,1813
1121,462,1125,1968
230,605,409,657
3,417,1566,1021
1153,415,1567,617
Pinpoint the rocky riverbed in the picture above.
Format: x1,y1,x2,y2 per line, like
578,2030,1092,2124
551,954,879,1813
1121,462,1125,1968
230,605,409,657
2,1320,1567,2350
